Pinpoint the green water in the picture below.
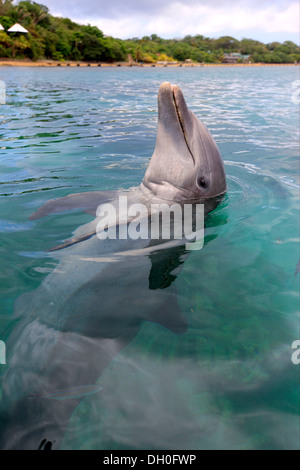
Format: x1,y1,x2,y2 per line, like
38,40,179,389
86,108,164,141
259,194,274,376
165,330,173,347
0,66,299,450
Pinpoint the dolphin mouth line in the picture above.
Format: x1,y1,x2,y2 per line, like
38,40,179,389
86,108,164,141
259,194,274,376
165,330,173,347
172,87,195,165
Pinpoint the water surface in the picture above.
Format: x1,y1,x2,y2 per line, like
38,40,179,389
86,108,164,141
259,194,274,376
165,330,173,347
0,66,299,450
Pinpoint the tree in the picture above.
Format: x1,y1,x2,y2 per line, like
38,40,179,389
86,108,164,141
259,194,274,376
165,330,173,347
0,1,13,17
0,14,14,29
80,33,106,61
0,1,298,64
11,34,31,58
212,36,240,52
16,1,49,26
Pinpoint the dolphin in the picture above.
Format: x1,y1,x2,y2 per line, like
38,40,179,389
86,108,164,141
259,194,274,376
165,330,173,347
0,82,226,450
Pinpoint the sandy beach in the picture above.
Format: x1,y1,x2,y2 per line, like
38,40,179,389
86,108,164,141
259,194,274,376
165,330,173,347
0,59,298,67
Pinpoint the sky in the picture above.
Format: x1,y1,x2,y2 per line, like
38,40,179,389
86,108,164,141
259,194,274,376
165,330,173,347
44,0,300,44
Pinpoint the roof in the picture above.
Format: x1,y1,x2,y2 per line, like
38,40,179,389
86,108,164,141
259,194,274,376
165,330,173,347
224,53,242,58
7,23,29,33
0,24,4,31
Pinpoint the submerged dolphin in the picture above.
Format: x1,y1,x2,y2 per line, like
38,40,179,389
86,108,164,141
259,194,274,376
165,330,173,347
0,82,226,449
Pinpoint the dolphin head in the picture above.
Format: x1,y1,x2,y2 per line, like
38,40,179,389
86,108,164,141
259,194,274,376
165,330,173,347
141,82,227,203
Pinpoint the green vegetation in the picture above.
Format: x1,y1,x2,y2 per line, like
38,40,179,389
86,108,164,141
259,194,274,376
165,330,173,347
0,1,299,63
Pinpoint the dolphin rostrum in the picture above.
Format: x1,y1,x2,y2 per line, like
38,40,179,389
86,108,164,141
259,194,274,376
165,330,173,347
0,82,226,449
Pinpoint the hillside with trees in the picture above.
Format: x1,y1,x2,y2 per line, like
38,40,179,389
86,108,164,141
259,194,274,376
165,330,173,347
0,0,299,64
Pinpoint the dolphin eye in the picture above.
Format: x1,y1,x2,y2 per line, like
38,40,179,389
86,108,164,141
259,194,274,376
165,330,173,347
197,176,208,188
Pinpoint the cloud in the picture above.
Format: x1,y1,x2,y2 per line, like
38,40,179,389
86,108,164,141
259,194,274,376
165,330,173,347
44,0,299,42
45,0,293,19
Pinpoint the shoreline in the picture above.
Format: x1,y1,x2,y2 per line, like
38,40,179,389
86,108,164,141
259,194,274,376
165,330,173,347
0,59,298,68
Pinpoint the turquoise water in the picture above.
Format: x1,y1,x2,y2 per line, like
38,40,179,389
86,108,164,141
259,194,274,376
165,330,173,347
0,66,299,450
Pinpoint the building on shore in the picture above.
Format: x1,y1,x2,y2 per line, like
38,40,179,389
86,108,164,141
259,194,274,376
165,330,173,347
7,23,29,33
223,53,251,64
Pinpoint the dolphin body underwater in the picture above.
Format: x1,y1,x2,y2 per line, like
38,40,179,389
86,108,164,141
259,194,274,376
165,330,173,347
0,82,226,449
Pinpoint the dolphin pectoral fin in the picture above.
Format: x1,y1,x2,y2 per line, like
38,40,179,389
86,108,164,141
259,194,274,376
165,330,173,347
30,191,118,220
47,230,97,252
148,291,187,335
